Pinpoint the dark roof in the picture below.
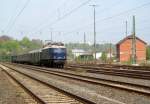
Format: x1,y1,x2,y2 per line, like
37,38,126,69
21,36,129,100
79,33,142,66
43,42,64,48
117,35,147,45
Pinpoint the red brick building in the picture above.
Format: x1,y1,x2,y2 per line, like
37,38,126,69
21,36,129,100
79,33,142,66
116,35,147,63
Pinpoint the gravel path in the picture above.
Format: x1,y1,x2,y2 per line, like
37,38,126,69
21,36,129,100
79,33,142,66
0,68,37,104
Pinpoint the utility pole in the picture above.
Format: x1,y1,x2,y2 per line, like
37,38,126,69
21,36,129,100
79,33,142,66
83,32,86,62
90,4,98,61
51,31,53,42
84,32,86,44
125,21,128,37
50,28,53,42
132,16,136,64
20,31,23,36
109,43,112,64
59,31,61,42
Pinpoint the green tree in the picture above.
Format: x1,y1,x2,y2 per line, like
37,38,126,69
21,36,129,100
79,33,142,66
101,52,107,63
20,37,31,48
0,36,43,61
19,37,42,53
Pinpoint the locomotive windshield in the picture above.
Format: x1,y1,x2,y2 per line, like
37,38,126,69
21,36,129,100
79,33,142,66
52,48,66,59
53,48,66,53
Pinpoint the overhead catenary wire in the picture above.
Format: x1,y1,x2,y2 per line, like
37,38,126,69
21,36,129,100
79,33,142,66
42,0,121,35
31,0,92,34
6,0,31,33
30,0,69,33
62,1,150,36
34,0,121,36
35,0,121,35
4,0,21,32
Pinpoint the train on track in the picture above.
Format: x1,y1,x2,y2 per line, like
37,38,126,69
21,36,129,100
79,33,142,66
11,42,67,68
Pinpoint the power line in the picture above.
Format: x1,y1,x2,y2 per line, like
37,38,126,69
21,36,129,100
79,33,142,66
63,1,150,35
4,0,21,31
96,0,122,14
125,21,128,37
30,0,69,33
60,0,123,35
95,2,150,23
6,0,31,33
31,0,91,34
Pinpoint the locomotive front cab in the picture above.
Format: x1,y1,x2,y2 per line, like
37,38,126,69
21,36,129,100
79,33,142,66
52,48,66,60
41,46,67,68
50,47,66,68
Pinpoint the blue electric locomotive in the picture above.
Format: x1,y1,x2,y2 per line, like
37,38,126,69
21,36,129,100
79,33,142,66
12,42,67,68
41,45,66,67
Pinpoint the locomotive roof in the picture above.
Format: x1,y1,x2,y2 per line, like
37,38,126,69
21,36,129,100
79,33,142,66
29,49,42,53
43,45,66,49
28,45,65,54
43,42,64,47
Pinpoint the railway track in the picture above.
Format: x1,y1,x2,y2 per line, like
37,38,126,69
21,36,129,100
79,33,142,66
1,63,150,104
0,64,90,104
5,63,150,94
67,63,150,71
66,64,150,80
0,68,36,104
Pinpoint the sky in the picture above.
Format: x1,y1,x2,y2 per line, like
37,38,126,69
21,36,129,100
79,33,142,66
0,0,150,44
